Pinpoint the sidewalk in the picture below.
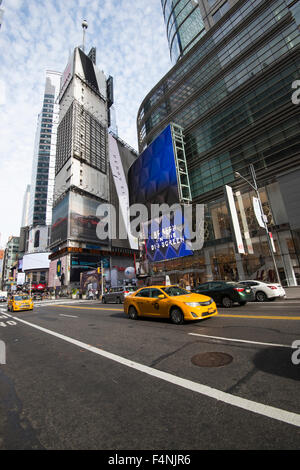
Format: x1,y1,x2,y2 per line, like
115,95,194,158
284,287,300,300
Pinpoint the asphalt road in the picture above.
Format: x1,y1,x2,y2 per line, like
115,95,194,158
0,298,300,451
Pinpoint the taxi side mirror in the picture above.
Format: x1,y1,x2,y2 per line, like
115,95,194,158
158,294,165,300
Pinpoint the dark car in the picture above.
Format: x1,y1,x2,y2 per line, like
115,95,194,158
0,296,7,303
102,286,137,304
32,293,43,301
192,281,254,308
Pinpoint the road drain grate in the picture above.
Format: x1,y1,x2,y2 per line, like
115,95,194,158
191,352,233,368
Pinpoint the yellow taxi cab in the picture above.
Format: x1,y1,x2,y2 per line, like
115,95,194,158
123,285,218,325
7,294,34,312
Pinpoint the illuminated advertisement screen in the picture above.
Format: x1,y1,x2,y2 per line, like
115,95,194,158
51,194,69,245
143,209,193,262
70,255,100,282
69,193,108,245
128,125,179,211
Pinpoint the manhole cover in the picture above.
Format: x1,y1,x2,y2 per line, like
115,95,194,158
191,352,233,368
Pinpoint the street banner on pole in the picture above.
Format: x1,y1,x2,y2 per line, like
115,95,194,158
269,232,276,253
225,185,245,254
253,197,265,228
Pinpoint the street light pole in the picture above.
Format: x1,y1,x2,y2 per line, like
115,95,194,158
101,259,104,298
234,164,281,286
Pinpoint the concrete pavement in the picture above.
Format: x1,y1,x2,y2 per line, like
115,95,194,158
0,300,299,449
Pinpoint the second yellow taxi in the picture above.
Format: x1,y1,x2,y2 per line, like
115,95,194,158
7,294,34,312
123,285,218,325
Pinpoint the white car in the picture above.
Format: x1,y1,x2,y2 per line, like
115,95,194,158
239,280,286,302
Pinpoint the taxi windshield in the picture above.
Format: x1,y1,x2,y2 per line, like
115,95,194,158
162,286,190,296
14,295,30,301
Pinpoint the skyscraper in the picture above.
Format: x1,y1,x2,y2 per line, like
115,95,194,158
136,0,300,287
49,46,138,289
28,70,61,227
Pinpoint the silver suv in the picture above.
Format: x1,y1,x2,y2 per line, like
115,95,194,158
102,286,136,304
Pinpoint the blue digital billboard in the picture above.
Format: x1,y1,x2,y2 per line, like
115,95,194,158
128,124,179,211
143,209,193,262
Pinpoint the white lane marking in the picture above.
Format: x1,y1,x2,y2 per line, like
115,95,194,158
0,320,17,327
59,314,79,318
0,310,18,327
4,312,300,428
34,300,96,307
188,333,291,349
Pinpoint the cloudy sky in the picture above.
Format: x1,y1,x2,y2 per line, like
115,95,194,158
0,0,171,247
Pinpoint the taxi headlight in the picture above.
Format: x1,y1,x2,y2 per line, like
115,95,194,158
199,299,214,306
185,299,213,307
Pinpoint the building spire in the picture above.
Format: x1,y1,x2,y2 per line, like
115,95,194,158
82,19,88,52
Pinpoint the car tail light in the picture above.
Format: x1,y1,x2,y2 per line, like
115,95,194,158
267,286,277,290
234,288,244,292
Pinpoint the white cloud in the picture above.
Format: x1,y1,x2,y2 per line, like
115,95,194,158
0,0,171,246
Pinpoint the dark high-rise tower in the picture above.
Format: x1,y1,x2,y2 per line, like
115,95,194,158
28,71,61,226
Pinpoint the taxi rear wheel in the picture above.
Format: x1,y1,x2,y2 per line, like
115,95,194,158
170,308,184,325
128,306,138,320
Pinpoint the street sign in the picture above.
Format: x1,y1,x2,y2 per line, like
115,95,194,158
57,260,62,277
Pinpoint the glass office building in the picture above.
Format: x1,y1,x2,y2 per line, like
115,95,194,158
137,0,300,287
161,0,207,63
28,71,61,227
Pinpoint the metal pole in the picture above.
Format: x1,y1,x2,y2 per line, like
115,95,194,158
249,164,281,285
82,20,88,52
101,260,104,298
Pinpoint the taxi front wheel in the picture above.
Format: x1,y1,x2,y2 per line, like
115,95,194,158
128,306,138,320
170,308,184,325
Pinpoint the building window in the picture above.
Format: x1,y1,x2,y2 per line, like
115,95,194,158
212,1,230,24
34,230,40,248
290,0,300,26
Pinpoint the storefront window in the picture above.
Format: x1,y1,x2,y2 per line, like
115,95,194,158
209,201,231,240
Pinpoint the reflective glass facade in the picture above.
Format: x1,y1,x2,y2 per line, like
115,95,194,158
28,71,61,227
161,0,206,62
137,0,300,286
